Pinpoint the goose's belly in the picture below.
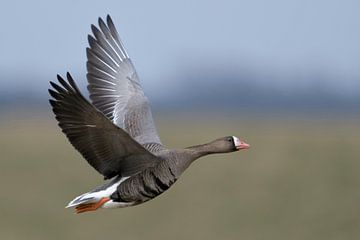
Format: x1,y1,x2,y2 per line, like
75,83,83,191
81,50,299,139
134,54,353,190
110,161,178,204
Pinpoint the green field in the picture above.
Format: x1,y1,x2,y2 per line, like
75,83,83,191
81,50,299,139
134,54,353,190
1,111,359,240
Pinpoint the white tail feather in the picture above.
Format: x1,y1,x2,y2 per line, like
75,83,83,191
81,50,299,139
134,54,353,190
65,176,129,208
66,192,97,208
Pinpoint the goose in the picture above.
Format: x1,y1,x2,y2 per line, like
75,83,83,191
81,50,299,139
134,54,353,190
48,15,250,214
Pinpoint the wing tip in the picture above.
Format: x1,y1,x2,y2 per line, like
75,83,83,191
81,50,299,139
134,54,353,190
91,24,101,38
87,34,96,46
56,74,63,82
98,16,106,28
48,88,59,99
49,99,57,107
49,80,57,89
106,14,114,27
66,72,72,80
49,79,65,94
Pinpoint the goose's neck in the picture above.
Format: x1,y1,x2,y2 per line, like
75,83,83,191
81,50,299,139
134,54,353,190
185,142,217,160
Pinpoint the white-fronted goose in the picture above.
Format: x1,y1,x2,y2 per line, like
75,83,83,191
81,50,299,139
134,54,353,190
49,15,250,214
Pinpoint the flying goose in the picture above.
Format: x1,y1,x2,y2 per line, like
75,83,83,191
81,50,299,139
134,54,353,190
49,15,250,214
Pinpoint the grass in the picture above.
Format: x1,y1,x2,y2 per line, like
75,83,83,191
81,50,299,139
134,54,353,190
0,111,359,240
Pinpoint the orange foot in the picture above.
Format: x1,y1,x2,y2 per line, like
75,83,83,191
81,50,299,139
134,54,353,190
75,197,110,214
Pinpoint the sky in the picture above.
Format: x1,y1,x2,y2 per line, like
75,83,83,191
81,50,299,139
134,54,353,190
0,0,359,98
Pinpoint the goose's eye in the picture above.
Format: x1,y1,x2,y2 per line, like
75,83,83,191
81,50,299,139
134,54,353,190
227,138,232,142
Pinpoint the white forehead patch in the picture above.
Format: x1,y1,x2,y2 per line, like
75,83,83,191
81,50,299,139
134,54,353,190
232,136,241,147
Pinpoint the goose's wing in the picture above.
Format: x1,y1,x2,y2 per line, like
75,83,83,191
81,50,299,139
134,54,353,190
49,73,160,179
86,15,162,152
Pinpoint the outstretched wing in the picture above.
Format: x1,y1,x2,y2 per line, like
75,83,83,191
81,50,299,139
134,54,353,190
86,15,162,151
49,73,160,179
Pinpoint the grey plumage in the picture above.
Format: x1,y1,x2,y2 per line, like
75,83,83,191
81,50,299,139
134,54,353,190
111,149,200,203
111,159,178,203
49,15,249,213
86,16,161,151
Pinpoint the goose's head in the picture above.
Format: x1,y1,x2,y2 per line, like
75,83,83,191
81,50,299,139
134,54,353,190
210,136,250,153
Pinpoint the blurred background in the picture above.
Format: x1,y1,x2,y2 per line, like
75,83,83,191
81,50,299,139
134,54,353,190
1,0,359,239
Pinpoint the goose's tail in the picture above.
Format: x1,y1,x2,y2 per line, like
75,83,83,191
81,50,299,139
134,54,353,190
66,176,132,213
66,191,111,214
66,191,99,208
